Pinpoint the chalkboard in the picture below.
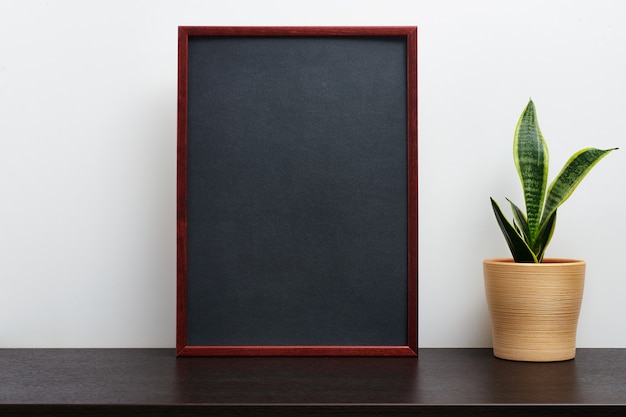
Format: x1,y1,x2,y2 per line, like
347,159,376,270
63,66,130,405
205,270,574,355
177,26,417,356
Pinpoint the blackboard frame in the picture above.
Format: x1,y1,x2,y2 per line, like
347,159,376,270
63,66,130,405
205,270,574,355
177,26,417,357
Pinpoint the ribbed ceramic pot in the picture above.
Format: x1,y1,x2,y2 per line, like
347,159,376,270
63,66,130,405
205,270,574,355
483,258,585,362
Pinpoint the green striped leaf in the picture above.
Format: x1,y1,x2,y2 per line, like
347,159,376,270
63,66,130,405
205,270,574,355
541,147,617,226
507,198,530,243
491,198,537,263
533,209,557,262
513,99,549,244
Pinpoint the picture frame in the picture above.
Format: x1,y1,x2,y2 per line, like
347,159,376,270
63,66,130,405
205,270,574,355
177,26,417,356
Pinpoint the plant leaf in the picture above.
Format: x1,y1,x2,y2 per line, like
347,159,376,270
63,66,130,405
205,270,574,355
541,147,617,225
507,198,530,243
490,198,538,263
533,209,557,262
513,99,549,244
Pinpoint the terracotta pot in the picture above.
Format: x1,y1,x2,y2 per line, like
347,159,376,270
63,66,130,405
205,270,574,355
483,258,586,362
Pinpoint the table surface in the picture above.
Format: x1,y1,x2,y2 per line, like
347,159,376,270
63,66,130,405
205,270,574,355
1,348,625,416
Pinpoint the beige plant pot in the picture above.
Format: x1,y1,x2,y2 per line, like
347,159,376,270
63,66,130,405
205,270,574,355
483,258,586,362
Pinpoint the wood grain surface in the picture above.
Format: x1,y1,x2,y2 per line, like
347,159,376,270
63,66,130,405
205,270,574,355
1,348,625,416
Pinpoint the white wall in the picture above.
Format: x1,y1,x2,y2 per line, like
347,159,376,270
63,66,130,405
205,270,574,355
0,0,624,348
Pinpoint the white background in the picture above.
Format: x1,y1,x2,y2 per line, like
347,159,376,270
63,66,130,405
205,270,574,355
0,0,624,348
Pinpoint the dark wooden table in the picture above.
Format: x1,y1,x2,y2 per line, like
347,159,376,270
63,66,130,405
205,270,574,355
1,348,624,416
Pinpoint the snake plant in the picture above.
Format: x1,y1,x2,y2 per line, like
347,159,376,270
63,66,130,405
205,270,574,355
491,99,617,263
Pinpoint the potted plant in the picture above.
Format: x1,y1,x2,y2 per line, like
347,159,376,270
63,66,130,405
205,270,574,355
484,99,617,362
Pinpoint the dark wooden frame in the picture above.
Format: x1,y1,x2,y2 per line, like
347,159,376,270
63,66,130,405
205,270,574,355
177,26,418,356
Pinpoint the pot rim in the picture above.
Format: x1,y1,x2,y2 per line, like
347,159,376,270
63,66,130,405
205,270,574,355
483,258,585,266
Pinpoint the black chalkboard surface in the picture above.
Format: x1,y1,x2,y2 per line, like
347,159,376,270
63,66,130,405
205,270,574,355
177,26,417,356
